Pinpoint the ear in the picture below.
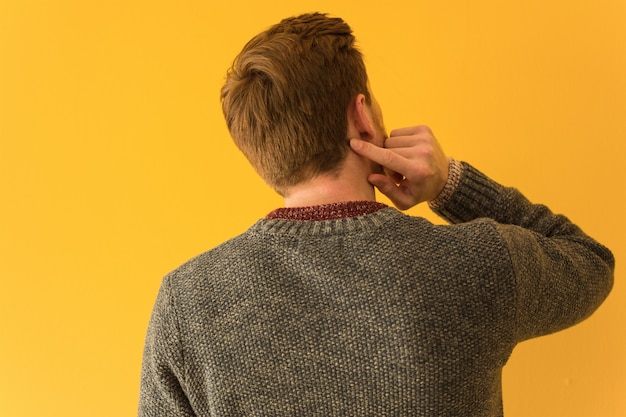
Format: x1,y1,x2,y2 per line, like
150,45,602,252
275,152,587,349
347,94,376,140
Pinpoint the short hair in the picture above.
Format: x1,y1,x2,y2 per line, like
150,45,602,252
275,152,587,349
221,13,370,194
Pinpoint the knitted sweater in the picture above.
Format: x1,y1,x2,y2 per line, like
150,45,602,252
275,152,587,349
138,163,614,417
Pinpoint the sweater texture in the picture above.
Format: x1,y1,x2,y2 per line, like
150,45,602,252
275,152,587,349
139,163,614,416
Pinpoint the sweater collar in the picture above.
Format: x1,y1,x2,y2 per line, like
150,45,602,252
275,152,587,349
266,201,388,221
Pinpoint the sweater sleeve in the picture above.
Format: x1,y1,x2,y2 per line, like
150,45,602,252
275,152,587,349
432,162,615,341
138,274,196,417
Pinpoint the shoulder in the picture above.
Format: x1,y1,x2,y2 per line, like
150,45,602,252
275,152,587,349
165,229,259,287
394,210,508,250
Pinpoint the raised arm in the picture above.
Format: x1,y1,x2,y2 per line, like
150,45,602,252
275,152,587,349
351,125,615,340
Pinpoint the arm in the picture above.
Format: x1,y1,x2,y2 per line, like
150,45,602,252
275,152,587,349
139,276,196,417
350,127,614,339
435,162,614,339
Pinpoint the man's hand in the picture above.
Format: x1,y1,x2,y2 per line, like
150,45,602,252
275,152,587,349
350,125,449,210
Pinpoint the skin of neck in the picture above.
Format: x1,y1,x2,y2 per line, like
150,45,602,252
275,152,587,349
282,151,377,208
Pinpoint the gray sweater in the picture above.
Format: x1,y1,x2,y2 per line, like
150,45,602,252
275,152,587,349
139,163,614,416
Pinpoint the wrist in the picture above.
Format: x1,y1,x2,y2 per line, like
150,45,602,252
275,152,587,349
428,158,463,209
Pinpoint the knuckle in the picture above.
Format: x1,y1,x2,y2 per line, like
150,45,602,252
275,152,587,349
416,125,432,134
381,150,396,166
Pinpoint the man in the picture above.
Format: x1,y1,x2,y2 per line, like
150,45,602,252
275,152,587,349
139,13,614,416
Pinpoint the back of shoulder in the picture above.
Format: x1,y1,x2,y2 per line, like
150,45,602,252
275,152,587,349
166,231,256,281
398,213,506,251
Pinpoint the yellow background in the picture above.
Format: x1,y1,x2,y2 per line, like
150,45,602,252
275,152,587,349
1,1,624,416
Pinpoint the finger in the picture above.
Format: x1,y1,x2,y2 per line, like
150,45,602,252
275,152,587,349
367,174,410,206
389,127,419,137
385,133,436,151
381,145,423,160
389,125,431,138
350,139,412,175
368,174,415,210
383,135,416,149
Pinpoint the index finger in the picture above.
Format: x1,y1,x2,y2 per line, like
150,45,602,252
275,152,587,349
349,139,412,176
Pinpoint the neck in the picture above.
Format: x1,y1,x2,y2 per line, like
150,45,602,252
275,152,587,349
283,152,376,208
283,176,376,208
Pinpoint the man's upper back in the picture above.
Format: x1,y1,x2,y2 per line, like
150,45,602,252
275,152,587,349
144,208,517,415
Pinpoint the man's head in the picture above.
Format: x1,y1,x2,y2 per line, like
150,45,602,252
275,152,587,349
221,13,383,195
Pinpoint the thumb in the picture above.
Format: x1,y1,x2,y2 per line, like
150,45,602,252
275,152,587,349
367,174,412,210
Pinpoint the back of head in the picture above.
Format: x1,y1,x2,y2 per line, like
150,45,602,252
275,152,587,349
221,13,370,194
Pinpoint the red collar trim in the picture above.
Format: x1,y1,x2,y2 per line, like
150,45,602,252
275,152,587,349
266,201,388,221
